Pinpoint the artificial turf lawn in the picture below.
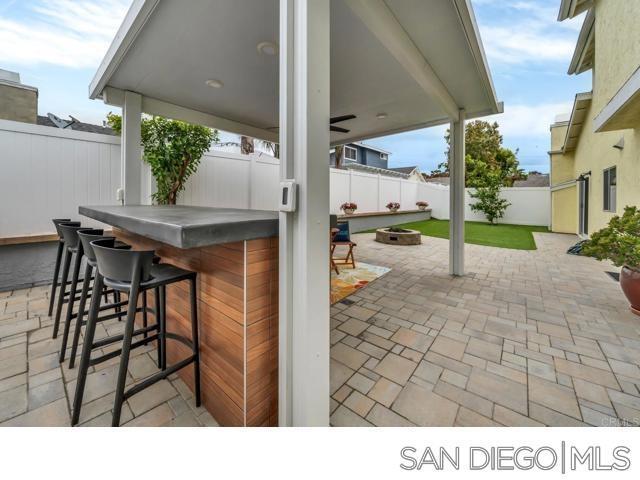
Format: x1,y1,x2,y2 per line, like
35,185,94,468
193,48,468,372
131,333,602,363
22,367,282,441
383,219,549,250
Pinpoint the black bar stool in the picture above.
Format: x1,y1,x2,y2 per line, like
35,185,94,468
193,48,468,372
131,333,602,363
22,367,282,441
72,238,201,427
58,228,130,365
48,219,76,317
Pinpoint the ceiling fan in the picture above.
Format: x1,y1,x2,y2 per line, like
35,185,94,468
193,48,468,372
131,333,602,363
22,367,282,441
330,114,356,133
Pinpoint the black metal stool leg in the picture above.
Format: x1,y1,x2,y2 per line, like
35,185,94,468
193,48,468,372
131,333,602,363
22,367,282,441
59,247,83,363
69,263,92,369
53,248,72,339
154,287,161,366
48,240,64,316
160,285,167,371
189,277,201,407
112,284,141,427
71,273,103,426
142,290,148,343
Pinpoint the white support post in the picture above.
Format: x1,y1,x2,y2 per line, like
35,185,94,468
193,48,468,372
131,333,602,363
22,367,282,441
121,91,142,205
449,109,466,276
278,0,331,426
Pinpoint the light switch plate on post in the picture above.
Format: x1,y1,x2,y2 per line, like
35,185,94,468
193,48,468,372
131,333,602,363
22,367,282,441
279,180,297,212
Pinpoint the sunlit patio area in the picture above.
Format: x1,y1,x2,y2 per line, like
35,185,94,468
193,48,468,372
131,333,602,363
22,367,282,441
3,232,639,427
329,232,640,427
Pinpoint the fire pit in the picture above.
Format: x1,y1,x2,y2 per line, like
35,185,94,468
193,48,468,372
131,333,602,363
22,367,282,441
375,227,421,245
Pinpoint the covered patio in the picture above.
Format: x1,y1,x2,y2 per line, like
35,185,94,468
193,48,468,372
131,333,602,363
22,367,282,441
81,0,501,426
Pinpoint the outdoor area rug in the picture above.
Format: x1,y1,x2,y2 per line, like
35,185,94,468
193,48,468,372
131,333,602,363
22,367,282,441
331,262,391,304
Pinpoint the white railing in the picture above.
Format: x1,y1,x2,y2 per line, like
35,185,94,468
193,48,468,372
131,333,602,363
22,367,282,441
0,119,550,239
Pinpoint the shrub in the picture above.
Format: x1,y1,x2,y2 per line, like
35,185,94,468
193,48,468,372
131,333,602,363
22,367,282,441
582,206,640,270
469,173,510,224
386,202,400,210
341,202,357,211
416,201,429,207
107,113,216,205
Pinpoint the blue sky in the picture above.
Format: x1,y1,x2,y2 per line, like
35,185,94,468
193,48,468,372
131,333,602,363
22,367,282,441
0,0,592,173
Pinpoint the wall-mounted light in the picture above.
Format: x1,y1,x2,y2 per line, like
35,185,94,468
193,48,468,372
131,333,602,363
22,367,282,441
376,113,388,120
613,137,624,150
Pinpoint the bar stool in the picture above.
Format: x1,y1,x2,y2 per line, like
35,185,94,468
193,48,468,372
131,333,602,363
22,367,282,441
48,219,77,317
58,228,127,365
72,239,201,427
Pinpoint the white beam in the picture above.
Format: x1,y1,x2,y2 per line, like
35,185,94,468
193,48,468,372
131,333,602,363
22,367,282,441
121,91,142,205
449,109,466,276
103,87,278,143
345,0,459,120
279,0,331,427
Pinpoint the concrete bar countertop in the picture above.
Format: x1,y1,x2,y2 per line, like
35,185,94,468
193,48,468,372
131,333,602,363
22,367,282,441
79,205,278,249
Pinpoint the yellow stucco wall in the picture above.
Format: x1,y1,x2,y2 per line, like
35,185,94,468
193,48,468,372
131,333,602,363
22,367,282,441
551,0,640,235
552,186,578,234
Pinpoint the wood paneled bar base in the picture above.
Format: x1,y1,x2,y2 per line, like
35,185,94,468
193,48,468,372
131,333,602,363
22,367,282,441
115,228,279,426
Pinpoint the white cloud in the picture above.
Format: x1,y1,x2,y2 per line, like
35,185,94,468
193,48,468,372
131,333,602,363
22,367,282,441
474,0,586,65
486,101,574,137
0,0,129,68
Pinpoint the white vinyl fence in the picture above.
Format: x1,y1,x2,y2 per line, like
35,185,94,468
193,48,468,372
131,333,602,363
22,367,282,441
0,119,121,238
0,118,550,239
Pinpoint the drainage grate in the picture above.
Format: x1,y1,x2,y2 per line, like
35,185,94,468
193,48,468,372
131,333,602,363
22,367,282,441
340,298,355,306
606,271,620,282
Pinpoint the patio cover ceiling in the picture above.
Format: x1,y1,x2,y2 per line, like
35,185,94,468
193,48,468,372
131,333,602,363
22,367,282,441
90,0,501,145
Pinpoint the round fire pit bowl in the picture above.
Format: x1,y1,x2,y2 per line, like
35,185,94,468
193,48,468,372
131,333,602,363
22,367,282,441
375,227,421,246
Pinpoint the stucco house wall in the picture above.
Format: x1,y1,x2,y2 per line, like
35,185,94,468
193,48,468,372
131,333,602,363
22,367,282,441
550,0,640,235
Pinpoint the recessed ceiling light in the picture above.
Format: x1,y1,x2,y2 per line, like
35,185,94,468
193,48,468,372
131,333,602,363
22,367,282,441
376,113,388,119
205,79,224,88
257,41,278,56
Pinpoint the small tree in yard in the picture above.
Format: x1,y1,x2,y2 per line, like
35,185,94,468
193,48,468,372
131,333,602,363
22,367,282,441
107,113,216,205
469,173,511,224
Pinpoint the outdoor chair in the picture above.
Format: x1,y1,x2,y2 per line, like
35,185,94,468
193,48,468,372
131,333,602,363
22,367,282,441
331,221,357,270
72,238,201,427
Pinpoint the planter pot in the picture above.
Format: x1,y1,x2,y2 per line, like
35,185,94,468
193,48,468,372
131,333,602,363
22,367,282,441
417,205,427,211
620,266,640,315
342,208,355,215
388,208,399,213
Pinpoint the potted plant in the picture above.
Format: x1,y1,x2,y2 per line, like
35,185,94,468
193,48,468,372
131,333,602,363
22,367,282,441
386,202,400,213
341,202,357,215
416,201,429,211
582,206,640,315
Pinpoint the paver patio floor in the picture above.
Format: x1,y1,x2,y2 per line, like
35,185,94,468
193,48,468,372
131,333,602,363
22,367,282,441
2,232,640,427
330,232,640,427
0,285,218,427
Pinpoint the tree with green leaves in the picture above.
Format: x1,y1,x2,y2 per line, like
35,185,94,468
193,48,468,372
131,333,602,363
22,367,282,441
469,172,511,224
107,113,217,205
431,120,526,187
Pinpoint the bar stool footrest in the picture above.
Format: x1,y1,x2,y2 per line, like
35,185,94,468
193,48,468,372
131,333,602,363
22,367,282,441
123,354,197,401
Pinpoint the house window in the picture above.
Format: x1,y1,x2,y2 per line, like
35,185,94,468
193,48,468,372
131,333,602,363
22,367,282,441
603,166,617,212
380,153,388,162
344,146,357,161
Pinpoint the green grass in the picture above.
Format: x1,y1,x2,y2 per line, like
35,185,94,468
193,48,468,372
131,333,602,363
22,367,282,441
377,219,549,250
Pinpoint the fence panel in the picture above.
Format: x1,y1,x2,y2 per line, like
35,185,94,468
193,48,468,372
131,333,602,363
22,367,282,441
0,118,551,239
0,119,121,238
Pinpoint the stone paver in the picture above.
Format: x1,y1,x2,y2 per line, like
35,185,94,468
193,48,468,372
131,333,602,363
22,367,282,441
330,232,640,426
0,285,217,427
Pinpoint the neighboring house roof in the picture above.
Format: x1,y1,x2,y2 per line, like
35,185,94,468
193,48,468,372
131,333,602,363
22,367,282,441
389,166,418,175
568,8,595,75
422,174,450,185
513,174,550,188
561,91,593,153
343,162,409,179
37,114,116,136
